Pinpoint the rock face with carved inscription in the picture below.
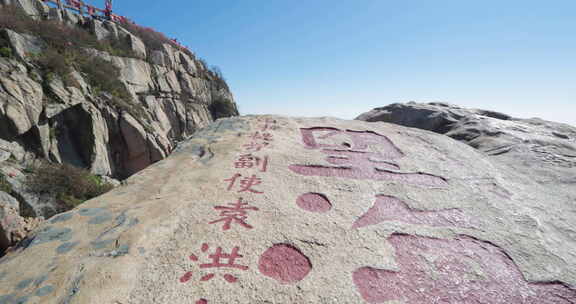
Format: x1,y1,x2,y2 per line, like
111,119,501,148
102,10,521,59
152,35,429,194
0,116,575,303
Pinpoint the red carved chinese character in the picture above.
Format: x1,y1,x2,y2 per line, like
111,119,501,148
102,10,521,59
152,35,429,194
243,141,269,152
353,234,576,303
289,128,448,187
234,154,255,169
181,244,249,284
250,131,273,142
234,154,269,172
259,119,278,131
224,174,264,194
238,175,264,193
224,173,242,191
208,198,259,231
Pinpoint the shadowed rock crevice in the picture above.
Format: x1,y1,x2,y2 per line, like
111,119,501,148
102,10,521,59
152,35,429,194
53,104,95,169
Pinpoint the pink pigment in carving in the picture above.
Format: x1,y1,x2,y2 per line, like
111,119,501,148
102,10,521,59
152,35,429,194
200,246,249,271
352,195,469,229
289,164,447,187
223,173,264,193
258,244,312,284
208,198,259,231
296,193,332,213
182,244,249,284
299,128,404,159
353,234,576,303
195,299,208,304
250,131,274,142
234,154,269,172
179,271,193,283
242,141,269,152
290,127,448,187
258,118,278,131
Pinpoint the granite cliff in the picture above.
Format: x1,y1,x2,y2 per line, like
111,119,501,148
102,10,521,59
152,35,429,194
0,0,238,251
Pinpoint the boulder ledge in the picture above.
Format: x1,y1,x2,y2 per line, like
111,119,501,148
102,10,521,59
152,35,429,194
0,116,574,303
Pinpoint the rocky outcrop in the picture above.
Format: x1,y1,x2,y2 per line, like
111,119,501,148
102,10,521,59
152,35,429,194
356,102,576,189
0,116,574,303
0,0,238,219
0,191,42,254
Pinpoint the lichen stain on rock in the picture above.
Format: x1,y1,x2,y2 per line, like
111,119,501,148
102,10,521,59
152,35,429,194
87,213,113,225
30,226,73,247
34,285,54,297
49,212,74,224
78,208,106,217
56,241,79,254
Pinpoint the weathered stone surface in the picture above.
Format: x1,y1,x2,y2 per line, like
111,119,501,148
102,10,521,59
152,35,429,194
0,191,20,250
0,116,574,303
356,102,576,190
9,0,41,19
1,29,44,60
149,50,167,66
89,19,112,41
119,113,165,176
0,58,44,139
0,139,24,162
0,164,59,218
61,9,80,26
126,33,147,60
0,191,42,254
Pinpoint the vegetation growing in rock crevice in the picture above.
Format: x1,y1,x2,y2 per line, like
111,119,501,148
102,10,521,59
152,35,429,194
0,5,135,57
0,46,12,58
26,162,113,210
0,173,13,193
0,4,150,120
120,21,192,57
0,4,234,113
120,21,230,93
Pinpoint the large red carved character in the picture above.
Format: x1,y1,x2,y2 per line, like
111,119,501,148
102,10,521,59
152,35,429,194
352,195,470,229
289,128,448,187
353,234,576,303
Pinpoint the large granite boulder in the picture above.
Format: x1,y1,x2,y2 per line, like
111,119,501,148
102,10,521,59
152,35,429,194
357,102,576,190
0,116,574,303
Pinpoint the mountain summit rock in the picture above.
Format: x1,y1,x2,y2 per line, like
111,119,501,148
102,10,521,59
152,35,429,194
357,102,576,197
0,115,574,303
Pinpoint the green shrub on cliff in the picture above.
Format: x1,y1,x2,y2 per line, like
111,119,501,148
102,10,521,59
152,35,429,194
26,162,113,210
0,5,133,95
0,46,12,58
0,173,13,193
120,21,194,57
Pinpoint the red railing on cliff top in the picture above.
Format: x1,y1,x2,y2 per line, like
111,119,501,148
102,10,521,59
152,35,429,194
40,0,190,52
41,0,121,21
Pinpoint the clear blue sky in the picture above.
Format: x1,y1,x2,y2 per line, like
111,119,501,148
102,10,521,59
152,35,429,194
89,0,575,126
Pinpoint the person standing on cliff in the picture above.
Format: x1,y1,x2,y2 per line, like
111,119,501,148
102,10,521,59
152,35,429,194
104,0,113,20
